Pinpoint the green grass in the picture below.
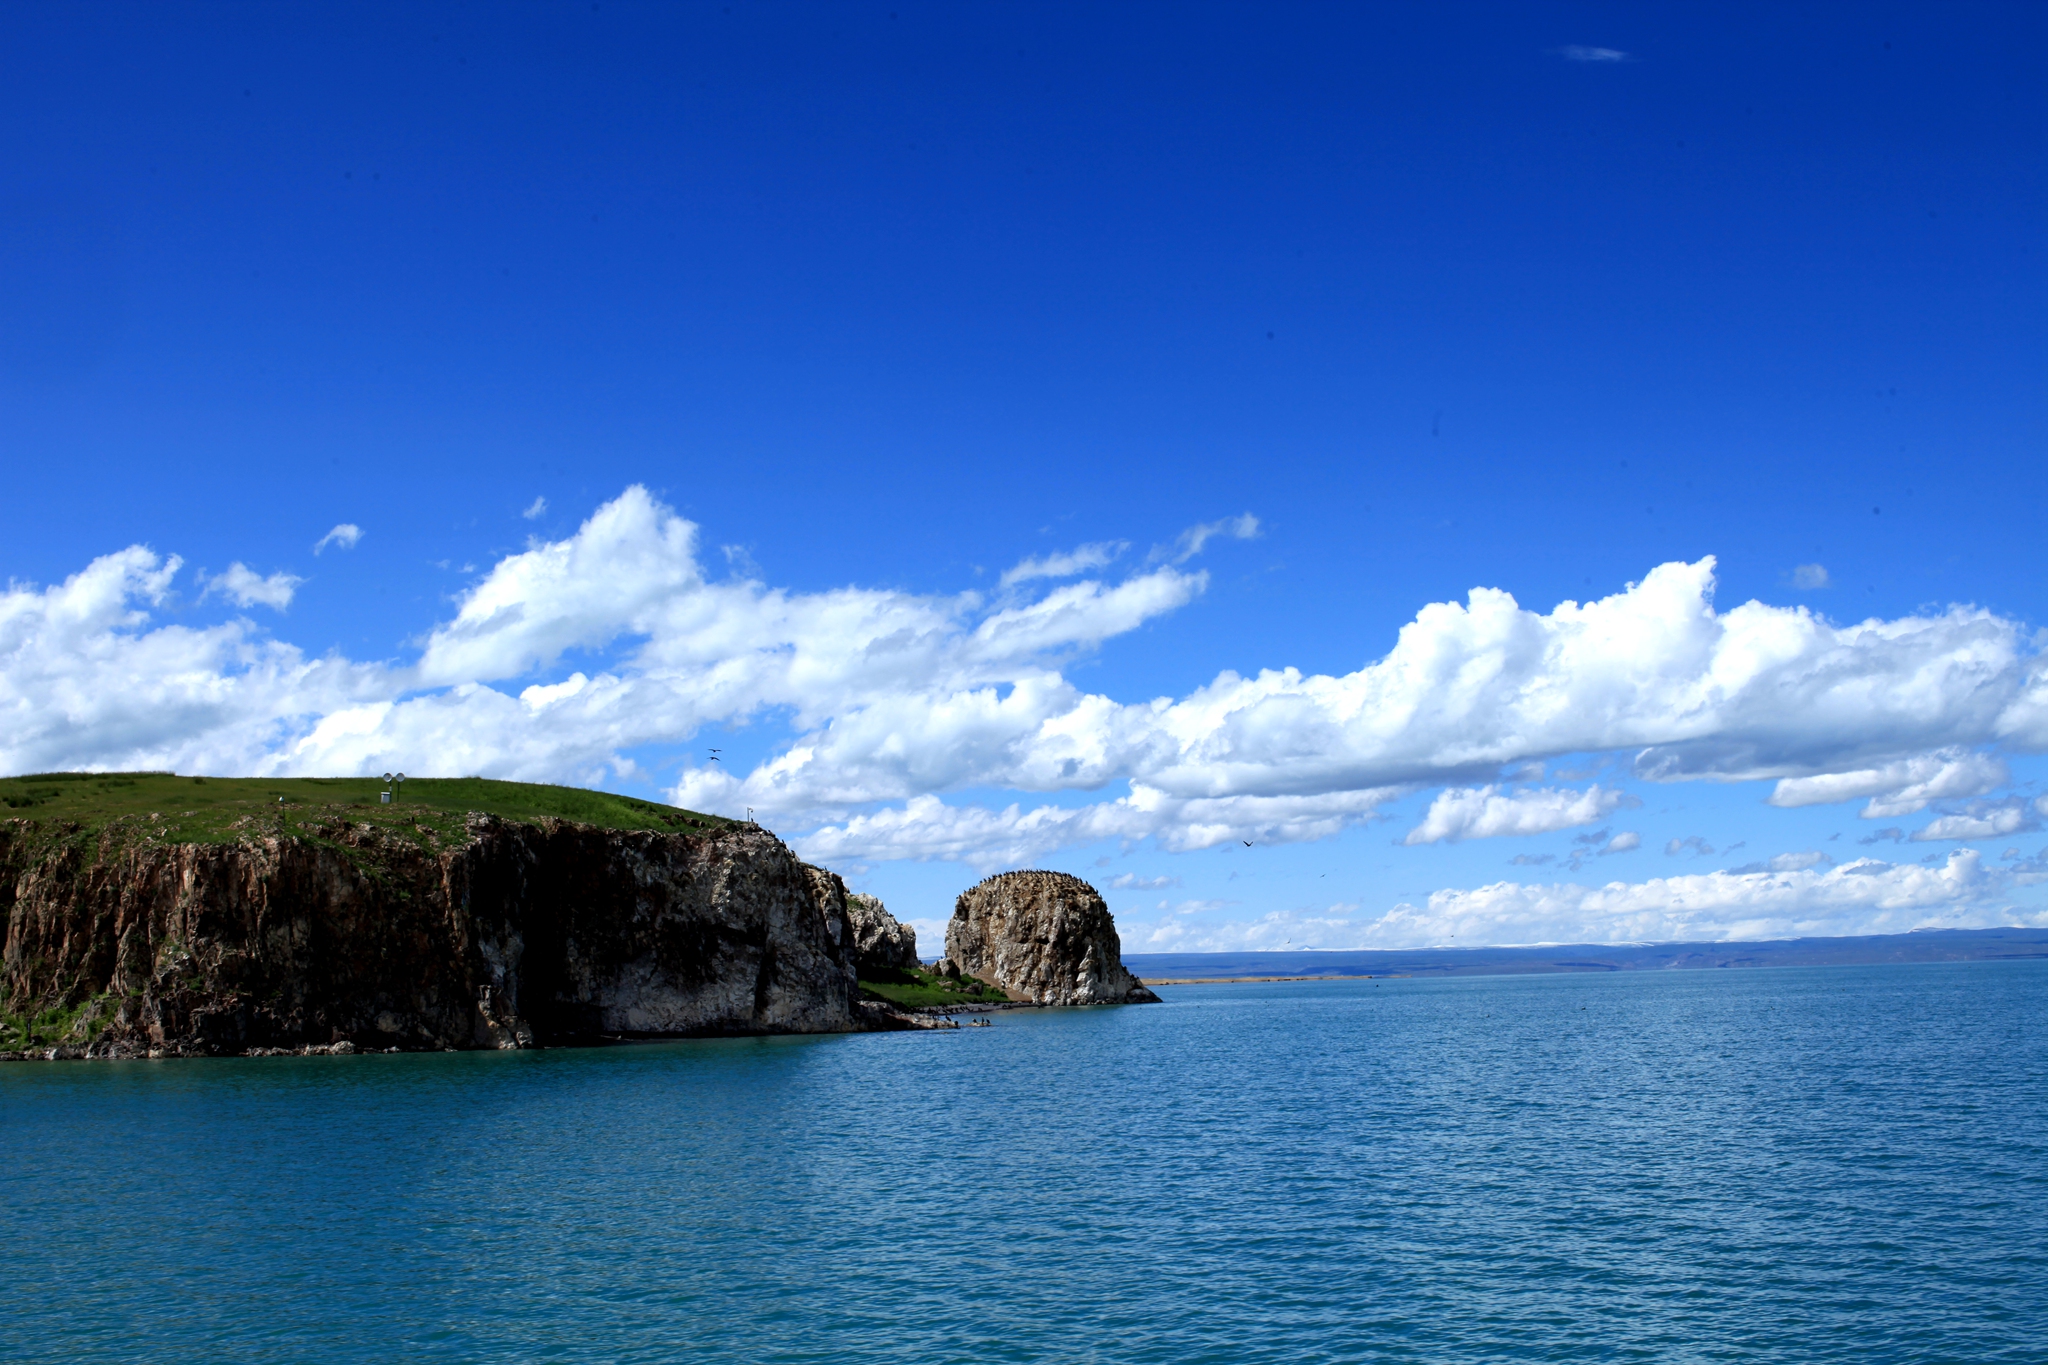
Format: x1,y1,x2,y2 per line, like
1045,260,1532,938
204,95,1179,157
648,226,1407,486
859,965,1011,1008
0,771,728,847
0,992,112,1051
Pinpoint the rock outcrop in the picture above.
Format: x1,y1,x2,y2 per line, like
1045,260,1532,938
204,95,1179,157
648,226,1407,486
940,870,1160,1006
0,815,918,1058
845,893,918,973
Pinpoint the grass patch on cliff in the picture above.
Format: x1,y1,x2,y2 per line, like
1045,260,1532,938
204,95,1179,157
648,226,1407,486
0,992,112,1050
0,772,730,848
859,966,1011,1008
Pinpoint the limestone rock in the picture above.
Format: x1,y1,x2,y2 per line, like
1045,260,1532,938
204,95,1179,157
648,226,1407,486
943,870,1160,1006
845,893,918,973
0,817,877,1057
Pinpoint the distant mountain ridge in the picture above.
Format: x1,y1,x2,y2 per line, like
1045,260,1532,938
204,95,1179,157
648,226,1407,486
1126,927,2048,982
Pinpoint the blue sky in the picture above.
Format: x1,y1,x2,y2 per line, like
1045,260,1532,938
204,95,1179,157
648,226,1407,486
3,3,2044,951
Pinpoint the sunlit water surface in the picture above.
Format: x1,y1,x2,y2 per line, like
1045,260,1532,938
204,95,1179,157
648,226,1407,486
4,962,2043,1362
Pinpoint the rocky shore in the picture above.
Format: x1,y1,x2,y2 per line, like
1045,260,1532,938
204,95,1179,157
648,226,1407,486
0,813,937,1059
2,804,1156,1060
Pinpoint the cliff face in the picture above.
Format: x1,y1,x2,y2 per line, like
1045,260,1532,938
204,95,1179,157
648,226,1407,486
942,870,1160,1006
846,893,918,973
0,815,881,1058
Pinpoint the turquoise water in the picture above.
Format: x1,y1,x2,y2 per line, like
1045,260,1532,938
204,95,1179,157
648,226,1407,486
4,962,2043,1363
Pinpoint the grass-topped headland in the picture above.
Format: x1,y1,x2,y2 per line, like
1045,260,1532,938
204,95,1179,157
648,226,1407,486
0,771,729,847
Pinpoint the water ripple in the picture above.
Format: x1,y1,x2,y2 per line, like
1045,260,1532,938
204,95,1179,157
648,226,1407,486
3,962,2042,1362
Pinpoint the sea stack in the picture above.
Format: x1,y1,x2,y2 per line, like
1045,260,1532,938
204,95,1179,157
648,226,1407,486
846,893,918,973
940,870,1160,1006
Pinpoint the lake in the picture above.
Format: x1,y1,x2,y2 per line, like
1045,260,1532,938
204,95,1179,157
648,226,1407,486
4,961,2042,1362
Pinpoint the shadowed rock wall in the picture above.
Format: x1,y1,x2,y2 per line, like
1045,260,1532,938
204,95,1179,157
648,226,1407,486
846,893,918,973
1,816,877,1058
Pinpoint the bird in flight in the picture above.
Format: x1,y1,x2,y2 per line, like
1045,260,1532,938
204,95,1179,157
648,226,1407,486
708,748,723,763
1242,840,1253,847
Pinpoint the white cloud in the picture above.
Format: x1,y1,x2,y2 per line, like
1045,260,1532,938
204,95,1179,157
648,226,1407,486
8,491,2048,877
1109,873,1178,890
1768,748,2008,818
417,488,705,685
204,564,302,611
1403,784,1627,845
1667,836,1714,857
794,785,1403,873
523,497,548,520
0,548,382,777
1162,514,1260,565
1727,851,1832,874
1560,45,1630,63
1125,851,2033,952
1791,563,1831,590
313,524,362,555
1911,801,2038,842
1000,541,1127,588
1088,557,2044,809
1601,831,1641,854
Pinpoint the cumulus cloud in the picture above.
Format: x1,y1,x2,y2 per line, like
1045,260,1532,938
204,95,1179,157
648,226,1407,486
1559,45,1630,62
1403,784,1628,845
417,489,706,685
0,548,382,777
1791,563,1831,590
523,497,548,520
1001,541,1127,588
1768,748,2008,818
794,785,1402,873
1911,799,2041,843
313,524,361,554
1127,851,2034,952
954,555,2048,826
204,564,302,611
1667,836,1714,857
7,488,2048,874
1109,873,1178,890
1601,831,1641,854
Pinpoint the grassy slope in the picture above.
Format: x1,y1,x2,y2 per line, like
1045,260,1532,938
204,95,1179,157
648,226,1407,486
0,771,726,845
858,964,1010,1008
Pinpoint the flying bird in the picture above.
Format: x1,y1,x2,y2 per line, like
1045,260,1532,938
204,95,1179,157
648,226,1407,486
1242,840,1253,847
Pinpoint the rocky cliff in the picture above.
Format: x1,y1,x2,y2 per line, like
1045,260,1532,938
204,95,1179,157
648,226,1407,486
941,870,1160,1006
846,893,918,973
0,814,907,1059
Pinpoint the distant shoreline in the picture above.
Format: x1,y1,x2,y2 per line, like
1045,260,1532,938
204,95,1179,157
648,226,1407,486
1146,974,1412,986
1122,926,2048,984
